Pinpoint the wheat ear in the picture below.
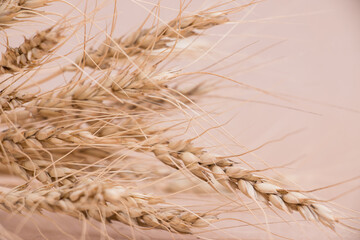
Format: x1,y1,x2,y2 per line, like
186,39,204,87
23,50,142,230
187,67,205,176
26,66,183,121
150,139,338,229
0,125,105,183
0,26,63,74
77,11,229,69
61,121,338,229
0,180,214,233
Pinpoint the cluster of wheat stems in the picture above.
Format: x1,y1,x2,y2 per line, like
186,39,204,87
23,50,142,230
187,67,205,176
0,0,352,239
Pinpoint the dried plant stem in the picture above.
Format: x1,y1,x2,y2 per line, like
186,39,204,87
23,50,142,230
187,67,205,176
0,181,214,233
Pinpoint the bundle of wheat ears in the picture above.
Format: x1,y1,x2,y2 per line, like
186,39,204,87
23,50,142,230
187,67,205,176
0,0,358,239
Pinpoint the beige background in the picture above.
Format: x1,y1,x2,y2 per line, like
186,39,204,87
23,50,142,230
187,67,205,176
0,0,359,239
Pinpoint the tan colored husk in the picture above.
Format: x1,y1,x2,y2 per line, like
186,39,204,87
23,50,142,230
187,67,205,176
0,181,214,233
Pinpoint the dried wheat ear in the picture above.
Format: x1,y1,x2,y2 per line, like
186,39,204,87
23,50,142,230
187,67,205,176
76,11,229,69
0,27,63,74
0,1,345,238
151,139,337,229
0,181,215,234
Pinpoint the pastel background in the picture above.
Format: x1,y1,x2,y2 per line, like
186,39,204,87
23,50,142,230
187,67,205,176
0,0,359,239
